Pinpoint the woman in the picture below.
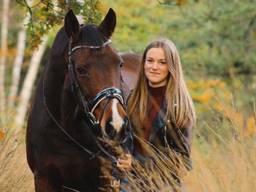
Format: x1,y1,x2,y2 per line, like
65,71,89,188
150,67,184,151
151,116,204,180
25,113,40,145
118,38,196,190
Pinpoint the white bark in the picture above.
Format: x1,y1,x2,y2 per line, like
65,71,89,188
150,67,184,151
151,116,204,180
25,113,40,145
0,0,10,114
15,36,48,129
8,28,26,108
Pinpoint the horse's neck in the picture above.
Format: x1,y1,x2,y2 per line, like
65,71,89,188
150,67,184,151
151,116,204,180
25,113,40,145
44,58,66,121
120,80,130,104
120,52,141,90
60,88,78,128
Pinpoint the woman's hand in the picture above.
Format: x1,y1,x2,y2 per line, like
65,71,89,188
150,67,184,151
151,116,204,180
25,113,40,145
117,153,132,171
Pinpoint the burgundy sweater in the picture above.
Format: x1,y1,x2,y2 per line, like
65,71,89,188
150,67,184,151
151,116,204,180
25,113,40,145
142,85,166,140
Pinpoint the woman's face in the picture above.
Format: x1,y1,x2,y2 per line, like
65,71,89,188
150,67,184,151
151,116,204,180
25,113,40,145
144,47,169,87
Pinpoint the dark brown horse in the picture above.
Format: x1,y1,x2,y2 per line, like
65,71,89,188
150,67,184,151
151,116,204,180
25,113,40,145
26,9,133,192
120,52,141,90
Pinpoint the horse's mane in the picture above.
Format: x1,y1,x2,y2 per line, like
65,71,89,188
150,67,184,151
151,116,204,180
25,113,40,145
51,27,69,56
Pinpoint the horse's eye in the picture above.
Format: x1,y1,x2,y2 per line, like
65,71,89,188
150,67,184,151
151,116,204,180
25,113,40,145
76,67,88,77
120,61,124,67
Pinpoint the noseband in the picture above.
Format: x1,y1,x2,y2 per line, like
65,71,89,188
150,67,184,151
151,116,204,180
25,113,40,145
68,39,125,129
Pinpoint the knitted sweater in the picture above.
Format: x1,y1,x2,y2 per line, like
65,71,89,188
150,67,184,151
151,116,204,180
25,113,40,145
142,85,166,140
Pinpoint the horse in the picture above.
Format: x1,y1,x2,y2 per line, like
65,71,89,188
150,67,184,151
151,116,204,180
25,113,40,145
26,9,133,192
120,52,141,90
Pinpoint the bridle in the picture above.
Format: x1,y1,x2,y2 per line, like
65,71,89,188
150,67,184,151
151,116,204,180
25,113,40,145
43,38,132,160
67,38,126,135
68,36,132,155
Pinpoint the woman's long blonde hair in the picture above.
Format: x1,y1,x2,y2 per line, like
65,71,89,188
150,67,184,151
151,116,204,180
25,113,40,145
128,38,196,129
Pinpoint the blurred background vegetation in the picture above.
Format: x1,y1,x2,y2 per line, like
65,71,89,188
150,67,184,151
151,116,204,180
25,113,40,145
0,0,255,191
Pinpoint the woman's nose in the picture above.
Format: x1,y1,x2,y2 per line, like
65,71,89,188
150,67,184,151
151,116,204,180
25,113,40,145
152,62,159,69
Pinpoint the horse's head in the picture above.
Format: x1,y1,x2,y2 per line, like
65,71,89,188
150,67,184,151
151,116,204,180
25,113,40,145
64,9,128,142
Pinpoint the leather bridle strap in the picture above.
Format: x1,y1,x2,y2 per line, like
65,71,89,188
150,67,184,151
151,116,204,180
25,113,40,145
71,39,112,51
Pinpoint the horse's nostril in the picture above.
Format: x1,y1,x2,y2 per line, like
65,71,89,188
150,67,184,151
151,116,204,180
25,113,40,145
105,122,117,139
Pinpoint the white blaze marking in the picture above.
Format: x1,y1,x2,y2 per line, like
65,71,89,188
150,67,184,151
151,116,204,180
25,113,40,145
111,99,124,132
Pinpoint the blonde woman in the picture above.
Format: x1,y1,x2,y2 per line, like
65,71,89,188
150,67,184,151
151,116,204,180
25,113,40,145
117,38,196,188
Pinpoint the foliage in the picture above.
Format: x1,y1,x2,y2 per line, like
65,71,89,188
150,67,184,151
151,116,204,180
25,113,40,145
0,130,4,141
16,0,256,77
157,0,187,6
103,0,256,78
103,0,171,52
16,0,102,48
172,0,256,77
188,77,256,140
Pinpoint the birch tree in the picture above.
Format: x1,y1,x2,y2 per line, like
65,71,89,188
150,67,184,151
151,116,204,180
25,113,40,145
8,25,27,108
15,36,48,128
0,0,10,115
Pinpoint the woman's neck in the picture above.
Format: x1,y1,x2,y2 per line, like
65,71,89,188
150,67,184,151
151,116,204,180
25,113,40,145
148,85,167,97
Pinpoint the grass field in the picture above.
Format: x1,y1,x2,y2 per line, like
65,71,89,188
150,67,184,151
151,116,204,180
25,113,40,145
0,111,255,192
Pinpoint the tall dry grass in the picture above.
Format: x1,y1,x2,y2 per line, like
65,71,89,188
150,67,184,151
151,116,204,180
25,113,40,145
0,108,255,192
0,130,34,192
185,132,256,192
123,102,256,192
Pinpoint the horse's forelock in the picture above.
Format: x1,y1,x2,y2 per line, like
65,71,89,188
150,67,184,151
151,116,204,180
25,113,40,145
79,24,108,47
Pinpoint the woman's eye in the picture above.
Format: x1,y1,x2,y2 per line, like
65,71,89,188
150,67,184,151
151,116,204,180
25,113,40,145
146,59,153,63
160,61,167,64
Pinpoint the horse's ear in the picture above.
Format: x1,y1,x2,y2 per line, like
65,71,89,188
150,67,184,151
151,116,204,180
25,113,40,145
98,8,116,38
64,9,80,41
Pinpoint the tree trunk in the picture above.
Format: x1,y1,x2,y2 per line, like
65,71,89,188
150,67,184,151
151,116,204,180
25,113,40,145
0,0,10,116
8,28,26,108
15,36,48,129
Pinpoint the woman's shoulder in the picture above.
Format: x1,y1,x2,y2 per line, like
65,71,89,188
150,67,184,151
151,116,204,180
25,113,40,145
182,118,195,130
